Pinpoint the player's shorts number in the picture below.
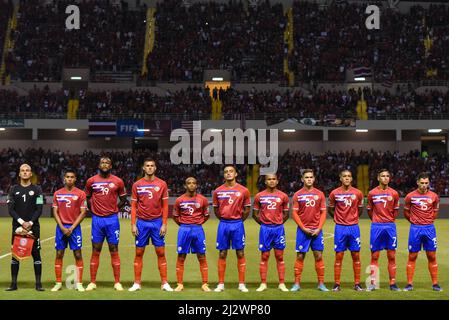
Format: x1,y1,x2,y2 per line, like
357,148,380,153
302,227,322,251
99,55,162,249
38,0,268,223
76,235,81,244
280,235,286,245
306,199,316,207
433,237,437,248
392,236,397,247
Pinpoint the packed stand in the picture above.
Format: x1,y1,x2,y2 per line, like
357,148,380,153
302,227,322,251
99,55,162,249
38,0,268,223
8,0,146,81
0,149,448,198
0,0,13,65
147,0,285,82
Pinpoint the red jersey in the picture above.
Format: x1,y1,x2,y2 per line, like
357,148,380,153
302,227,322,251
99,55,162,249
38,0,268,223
367,186,400,223
131,177,169,221
329,186,364,225
173,193,209,225
404,189,439,225
292,187,326,229
85,174,126,217
53,187,87,224
212,183,251,220
253,189,289,225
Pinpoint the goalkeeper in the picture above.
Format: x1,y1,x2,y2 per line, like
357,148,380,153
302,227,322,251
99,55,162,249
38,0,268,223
6,164,44,291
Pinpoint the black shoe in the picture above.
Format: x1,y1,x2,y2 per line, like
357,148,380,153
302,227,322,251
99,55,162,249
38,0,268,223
35,284,45,291
5,284,17,291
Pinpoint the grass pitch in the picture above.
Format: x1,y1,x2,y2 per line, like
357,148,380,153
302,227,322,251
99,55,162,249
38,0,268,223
0,217,448,300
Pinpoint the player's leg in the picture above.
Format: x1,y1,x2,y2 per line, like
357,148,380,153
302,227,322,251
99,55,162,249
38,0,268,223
423,225,441,291
257,224,271,291
215,221,230,292
405,225,420,291
233,221,248,292
73,249,85,291
292,227,311,291
333,225,346,291
175,225,190,291
105,215,121,290
311,231,327,291
129,219,148,291
368,223,381,291
31,234,44,291
273,225,287,291
175,253,187,291
348,225,362,291
150,218,172,291
192,226,209,291
7,227,20,290
51,250,65,291
385,223,399,291
87,215,105,290
196,253,210,291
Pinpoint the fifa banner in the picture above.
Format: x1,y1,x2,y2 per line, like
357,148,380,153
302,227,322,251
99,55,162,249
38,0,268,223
143,120,172,137
116,119,145,137
11,235,35,260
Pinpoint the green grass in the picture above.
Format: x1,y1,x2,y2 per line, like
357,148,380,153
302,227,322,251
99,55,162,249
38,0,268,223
0,217,448,300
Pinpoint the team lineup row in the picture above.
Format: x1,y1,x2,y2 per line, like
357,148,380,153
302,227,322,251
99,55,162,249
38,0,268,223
4,157,442,293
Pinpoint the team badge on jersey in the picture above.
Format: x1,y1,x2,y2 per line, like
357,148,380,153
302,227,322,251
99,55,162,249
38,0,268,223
428,199,433,203
351,194,356,200
314,195,319,200
388,196,393,201
154,186,160,192
195,202,201,208
276,198,281,203
236,192,241,197
109,183,115,188
73,196,78,200
29,191,34,196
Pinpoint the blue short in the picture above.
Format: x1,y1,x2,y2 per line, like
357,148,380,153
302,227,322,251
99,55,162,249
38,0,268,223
216,219,245,251
295,228,324,253
91,214,120,245
370,223,397,252
55,224,82,251
334,224,361,252
408,224,437,252
135,217,165,248
177,224,206,254
259,224,286,252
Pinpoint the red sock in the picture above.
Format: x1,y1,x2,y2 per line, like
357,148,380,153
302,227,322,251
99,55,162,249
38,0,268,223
315,259,325,284
134,248,145,285
406,252,418,285
75,259,84,283
176,256,185,285
110,251,121,283
334,252,344,285
294,259,304,284
237,257,246,284
55,258,63,283
218,258,226,284
426,251,438,285
90,250,100,284
370,251,380,285
155,247,168,284
387,250,397,285
351,251,361,285
198,256,208,284
274,249,285,284
260,251,270,283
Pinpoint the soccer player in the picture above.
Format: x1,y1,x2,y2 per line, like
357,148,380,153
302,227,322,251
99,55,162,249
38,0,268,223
51,169,87,292
173,177,211,292
290,169,329,292
366,169,400,292
85,157,127,291
253,174,289,292
403,172,442,291
6,164,44,291
328,169,364,292
213,165,251,292
128,158,173,292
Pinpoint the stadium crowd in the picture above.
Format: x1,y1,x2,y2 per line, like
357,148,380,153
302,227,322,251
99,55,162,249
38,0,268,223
0,0,13,66
0,148,448,198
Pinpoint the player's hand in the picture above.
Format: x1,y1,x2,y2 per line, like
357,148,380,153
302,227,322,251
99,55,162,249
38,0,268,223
66,227,74,237
159,224,167,237
22,221,32,231
302,228,314,236
311,228,321,237
131,224,138,237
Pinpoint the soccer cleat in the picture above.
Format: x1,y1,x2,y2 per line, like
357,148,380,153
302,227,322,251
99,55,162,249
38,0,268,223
278,283,289,292
85,282,97,291
432,284,443,292
238,283,249,292
256,283,268,292
201,284,211,292
114,282,124,291
366,284,377,292
128,283,141,292
214,283,225,292
290,283,301,292
161,282,174,292
317,284,329,292
390,284,401,291
354,284,363,292
51,282,63,292
403,284,414,291
35,284,45,291
175,284,184,292
332,284,341,292
5,284,17,291
75,283,85,292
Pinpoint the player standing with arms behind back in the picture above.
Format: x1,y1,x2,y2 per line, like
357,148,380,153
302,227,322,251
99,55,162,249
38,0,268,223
328,169,364,292
51,169,87,292
403,172,442,292
252,174,289,292
128,158,173,292
85,157,128,291
291,169,329,292
213,165,251,293
173,177,211,292
366,169,400,292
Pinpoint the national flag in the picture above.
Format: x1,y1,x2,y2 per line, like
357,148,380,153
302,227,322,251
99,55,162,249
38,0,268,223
88,121,117,136
353,66,372,77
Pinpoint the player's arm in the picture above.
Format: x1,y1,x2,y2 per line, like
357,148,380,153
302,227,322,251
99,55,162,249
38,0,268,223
357,193,364,217
252,194,261,224
52,203,71,236
70,195,87,232
172,198,181,226
130,183,138,236
282,195,289,223
242,205,251,221
7,186,22,224
433,196,440,220
202,198,210,224
84,178,92,212
403,195,411,222
212,190,221,219
118,180,128,210
311,194,327,237
159,184,169,236
27,186,44,230
242,189,251,221
292,196,312,235
366,193,373,221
